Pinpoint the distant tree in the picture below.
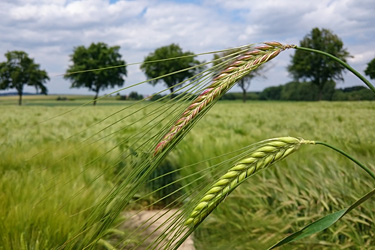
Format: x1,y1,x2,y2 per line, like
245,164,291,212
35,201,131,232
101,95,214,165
213,48,265,102
128,91,144,100
365,57,375,80
140,44,203,95
280,81,318,101
288,28,351,100
149,93,165,101
0,51,49,105
260,85,283,100
65,42,127,105
333,86,375,101
220,93,237,101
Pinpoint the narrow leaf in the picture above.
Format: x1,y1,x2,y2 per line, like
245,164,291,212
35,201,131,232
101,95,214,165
269,187,375,249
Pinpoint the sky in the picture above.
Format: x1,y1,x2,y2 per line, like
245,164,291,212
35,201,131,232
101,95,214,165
0,0,374,96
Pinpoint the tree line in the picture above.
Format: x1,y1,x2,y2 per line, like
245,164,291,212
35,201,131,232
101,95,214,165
220,83,375,101
1,27,375,105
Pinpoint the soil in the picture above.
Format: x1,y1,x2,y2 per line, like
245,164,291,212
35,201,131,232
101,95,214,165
121,209,195,250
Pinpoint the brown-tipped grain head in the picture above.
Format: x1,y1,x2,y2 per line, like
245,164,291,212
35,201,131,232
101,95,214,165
153,43,295,156
185,137,310,226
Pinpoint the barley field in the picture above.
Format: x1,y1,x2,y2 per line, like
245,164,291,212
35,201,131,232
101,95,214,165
0,96,374,249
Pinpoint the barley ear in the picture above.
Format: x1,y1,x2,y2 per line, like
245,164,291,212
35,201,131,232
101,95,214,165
185,137,314,226
154,43,295,156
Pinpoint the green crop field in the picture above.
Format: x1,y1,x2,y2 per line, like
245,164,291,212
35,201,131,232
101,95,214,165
1,97,374,249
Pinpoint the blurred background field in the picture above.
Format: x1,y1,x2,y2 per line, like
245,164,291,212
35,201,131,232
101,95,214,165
0,98,374,249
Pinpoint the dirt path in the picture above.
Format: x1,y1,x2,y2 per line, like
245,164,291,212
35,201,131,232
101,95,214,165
122,209,195,250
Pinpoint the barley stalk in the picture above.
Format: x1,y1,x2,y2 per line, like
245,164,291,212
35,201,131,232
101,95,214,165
154,42,295,155
185,137,314,226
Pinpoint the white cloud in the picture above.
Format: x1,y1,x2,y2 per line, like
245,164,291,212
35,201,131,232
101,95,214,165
0,0,374,95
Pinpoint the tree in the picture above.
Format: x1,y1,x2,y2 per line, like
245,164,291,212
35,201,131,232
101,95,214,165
140,44,203,95
260,85,283,100
128,91,144,100
0,51,49,105
65,42,127,105
288,28,351,100
364,57,375,80
213,48,265,102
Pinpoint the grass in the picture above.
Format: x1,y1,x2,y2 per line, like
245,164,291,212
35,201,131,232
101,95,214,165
0,99,374,249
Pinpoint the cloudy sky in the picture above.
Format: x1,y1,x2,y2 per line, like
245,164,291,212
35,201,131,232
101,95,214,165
1,0,374,96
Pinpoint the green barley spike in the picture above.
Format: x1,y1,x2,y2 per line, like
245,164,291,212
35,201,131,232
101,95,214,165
185,137,314,226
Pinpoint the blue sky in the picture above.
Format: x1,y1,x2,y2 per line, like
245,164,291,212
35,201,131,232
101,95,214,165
0,0,374,96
